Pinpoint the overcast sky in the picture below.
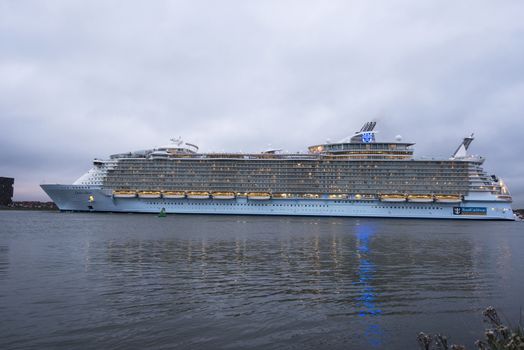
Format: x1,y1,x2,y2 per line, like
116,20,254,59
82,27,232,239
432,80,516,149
1,0,523,207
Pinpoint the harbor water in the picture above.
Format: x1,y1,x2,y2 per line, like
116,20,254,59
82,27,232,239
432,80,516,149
0,211,523,349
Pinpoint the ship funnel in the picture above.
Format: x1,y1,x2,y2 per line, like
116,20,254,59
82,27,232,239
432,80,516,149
340,121,378,143
451,133,474,159
359,121,376,132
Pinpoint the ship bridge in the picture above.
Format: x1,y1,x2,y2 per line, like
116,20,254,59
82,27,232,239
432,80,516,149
308,122,414,160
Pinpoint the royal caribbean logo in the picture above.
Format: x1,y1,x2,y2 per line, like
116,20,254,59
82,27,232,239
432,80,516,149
453,207,487,216
361,132,374,143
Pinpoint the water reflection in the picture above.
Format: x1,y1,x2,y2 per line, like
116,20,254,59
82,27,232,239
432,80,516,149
71,217,521,349
0,245,8,280
93,220,483,316
355,223,382,347
1,211,522,350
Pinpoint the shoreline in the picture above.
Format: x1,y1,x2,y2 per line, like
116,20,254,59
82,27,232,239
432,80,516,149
1,201,58,211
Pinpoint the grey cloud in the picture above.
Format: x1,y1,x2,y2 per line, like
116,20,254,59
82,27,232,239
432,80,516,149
1,0,523,206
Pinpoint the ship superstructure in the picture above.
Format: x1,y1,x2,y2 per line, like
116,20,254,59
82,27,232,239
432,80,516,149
41,123,514,220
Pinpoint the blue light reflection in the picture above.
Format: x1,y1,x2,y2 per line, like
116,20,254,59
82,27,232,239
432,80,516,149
355,223,382,347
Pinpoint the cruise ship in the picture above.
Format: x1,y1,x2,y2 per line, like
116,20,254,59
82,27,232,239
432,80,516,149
41,122,515,220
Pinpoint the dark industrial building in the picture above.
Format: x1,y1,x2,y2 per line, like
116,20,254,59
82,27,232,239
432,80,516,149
0,177,14,206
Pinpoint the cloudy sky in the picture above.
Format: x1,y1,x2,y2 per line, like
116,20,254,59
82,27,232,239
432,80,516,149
1,0,523,207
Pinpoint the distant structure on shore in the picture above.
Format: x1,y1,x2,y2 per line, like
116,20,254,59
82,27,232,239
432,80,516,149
8,201,58,211
0,177,14,206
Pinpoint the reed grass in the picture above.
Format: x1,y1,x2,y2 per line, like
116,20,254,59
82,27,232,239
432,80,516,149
417,307,524,350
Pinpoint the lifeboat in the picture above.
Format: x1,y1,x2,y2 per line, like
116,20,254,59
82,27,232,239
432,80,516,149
138,191,162,199
435,194,462,203
212,192,235,199
113,190,136,198
247,192,271,200
496,195,512,202
162,191,186,199
407,194,434,203
380,194,406,202
187,191,210,199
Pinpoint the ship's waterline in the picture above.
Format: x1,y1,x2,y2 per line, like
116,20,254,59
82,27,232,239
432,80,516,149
41,122,514,220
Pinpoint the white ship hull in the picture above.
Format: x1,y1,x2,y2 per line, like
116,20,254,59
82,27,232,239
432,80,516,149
41,185,515,220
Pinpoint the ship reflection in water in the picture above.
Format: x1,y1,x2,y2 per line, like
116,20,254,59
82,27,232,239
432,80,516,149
93,218,491,349
1,211,522,350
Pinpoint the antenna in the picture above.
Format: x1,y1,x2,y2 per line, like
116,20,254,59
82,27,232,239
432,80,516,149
170,137,183,146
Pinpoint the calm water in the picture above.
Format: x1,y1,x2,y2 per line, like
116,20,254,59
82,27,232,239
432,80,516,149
0,211,523,349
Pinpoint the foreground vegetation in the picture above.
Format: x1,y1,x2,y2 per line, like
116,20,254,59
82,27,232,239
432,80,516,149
418,307,524,349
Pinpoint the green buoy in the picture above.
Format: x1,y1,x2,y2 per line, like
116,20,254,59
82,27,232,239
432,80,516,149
158,208,167,217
